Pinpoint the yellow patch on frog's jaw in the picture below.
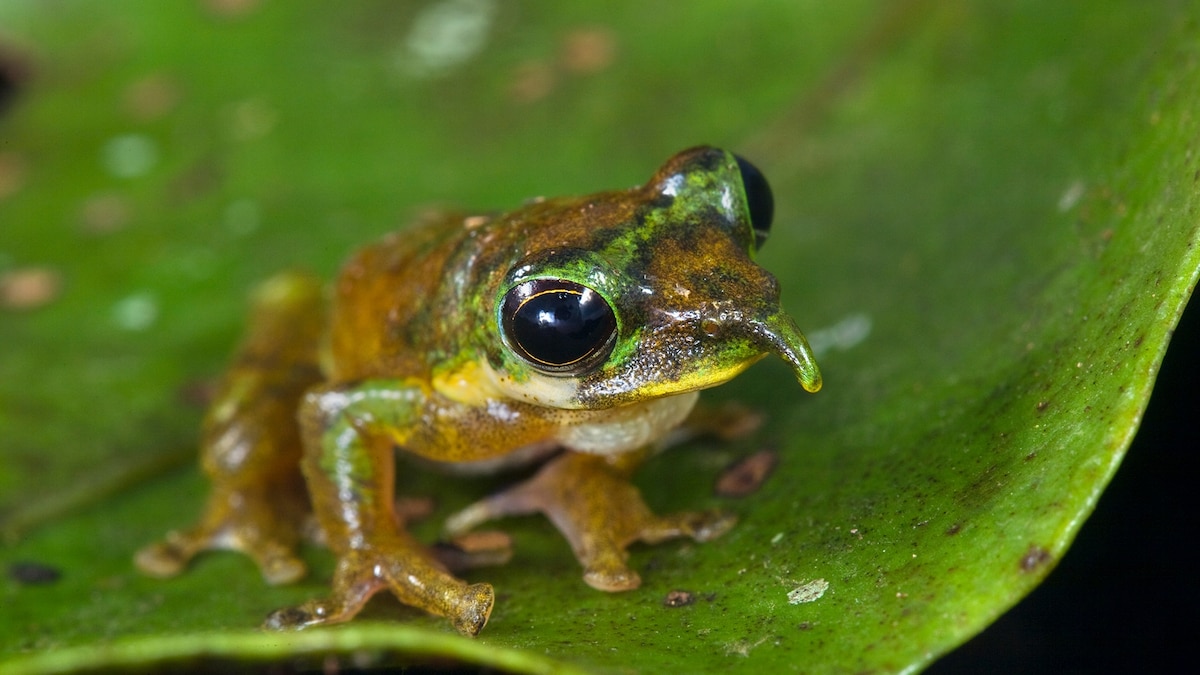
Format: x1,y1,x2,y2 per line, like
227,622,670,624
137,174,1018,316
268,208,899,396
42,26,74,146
432,360,511,406
618,356,763,401
478,359,584,409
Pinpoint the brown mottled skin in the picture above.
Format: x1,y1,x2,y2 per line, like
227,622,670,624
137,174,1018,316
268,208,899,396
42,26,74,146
136,147,821,636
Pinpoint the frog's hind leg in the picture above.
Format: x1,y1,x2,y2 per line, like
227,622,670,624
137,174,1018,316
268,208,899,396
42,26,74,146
135,272,326,586
445,450,736,592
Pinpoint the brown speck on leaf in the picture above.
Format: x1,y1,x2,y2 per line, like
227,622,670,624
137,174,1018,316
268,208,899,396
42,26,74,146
124,73,183,121
170,161,222,204
663,589,695,607
224,98,277,141
0,151,27,200
1036,400,1049,412
1,267,63,310
715,449,779,498
509,60,556,103
203,0,262,18
433,531,513,573
450,529,512,554
945,523,962,536
560,27,617,74
80,193,131,234
1020,545,1053,573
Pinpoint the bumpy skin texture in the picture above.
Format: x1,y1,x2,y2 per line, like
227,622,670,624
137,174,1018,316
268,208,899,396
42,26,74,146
136,147,821,636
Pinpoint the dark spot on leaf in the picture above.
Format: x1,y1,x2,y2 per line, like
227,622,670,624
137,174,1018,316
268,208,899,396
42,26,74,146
1024,452,1037,462
1019,545,1052,573
1133,333,1144,348
798,621,812,630
0,44,31,115
663,590,695,607
1036,400,1049,412
715,449,779,498
945,523,962,536
8,561,62,585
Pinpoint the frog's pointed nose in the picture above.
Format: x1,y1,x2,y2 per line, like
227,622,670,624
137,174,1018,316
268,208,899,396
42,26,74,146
752,312,822,393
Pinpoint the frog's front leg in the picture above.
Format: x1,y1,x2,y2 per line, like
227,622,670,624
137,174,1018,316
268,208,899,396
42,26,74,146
446,450,735,592
264,380,493,636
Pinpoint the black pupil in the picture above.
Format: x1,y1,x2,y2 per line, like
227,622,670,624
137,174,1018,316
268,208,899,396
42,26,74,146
734,154,774,250
503,280,616,371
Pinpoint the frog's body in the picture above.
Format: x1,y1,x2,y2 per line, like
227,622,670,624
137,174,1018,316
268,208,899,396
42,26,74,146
136,147,821,636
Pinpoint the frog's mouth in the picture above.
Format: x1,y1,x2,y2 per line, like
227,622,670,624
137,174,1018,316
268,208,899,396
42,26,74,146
569,308,822,407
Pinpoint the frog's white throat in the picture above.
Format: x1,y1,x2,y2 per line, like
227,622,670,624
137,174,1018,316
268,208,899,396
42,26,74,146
479,359,700,456
555,390,700,455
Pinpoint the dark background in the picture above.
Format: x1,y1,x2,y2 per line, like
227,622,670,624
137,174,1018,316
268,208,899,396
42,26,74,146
934,299,1197,674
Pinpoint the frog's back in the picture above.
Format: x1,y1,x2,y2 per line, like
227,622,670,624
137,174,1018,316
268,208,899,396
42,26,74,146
327,212,476,381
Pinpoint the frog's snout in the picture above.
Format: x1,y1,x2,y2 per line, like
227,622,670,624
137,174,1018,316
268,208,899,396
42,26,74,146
751,312,822,393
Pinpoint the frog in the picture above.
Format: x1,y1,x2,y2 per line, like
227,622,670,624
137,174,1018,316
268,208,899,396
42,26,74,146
135,146,822,636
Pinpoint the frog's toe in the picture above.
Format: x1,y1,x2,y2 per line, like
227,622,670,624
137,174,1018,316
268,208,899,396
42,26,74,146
263,595,360,631
263,583,372,631
684,509,738,542
262,604,318,631
253,545,308,585
133,536,193,578
444,489,538,537
583,565,641,592
448,582,495,636
638,509,738,544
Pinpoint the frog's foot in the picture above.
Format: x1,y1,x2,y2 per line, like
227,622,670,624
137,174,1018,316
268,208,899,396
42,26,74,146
445,452,736,592
263,538,494,636
659,400,765,449
135,487,308,586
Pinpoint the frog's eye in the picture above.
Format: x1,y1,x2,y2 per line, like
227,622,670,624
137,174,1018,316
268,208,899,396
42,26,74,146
500,279,617,375
734,154,774,250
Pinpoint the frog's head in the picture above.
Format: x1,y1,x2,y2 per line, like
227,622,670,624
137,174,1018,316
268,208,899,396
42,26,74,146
484,146,821,410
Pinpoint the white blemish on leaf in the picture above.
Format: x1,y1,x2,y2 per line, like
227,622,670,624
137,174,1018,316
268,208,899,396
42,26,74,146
112,292,158,331
1058,180,1085,212
807,312,871,358
102,134,158,178
787,578,829,604
397,0,497,79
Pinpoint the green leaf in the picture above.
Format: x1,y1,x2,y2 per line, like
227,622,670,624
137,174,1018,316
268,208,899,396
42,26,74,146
2,1,1197,672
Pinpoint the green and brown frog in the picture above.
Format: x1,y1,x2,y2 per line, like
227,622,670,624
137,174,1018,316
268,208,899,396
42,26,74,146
135,146,822,636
